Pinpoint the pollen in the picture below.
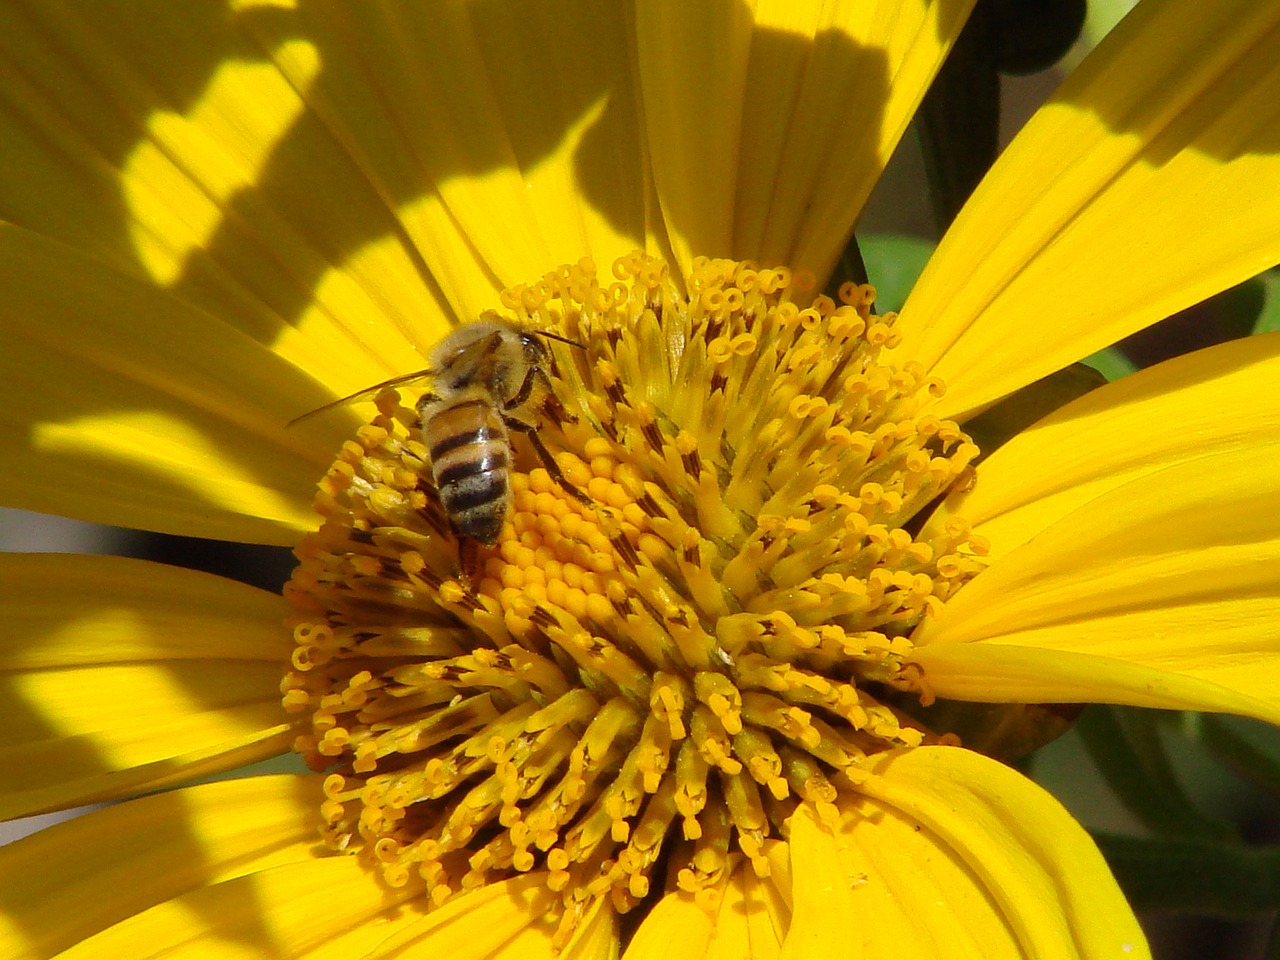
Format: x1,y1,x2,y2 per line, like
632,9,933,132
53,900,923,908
284,252,985,942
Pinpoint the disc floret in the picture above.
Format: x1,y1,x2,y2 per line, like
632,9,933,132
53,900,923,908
284,253,985,939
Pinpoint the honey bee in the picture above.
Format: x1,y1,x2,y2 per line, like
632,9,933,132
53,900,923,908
291,321,590,547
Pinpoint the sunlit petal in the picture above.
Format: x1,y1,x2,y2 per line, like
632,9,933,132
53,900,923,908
915,441,1280,723
623,886,716,960
0,775,323,960
0,224,354,542
638,0,974,280
52,857,425,960
846,748,1148,959
706,866,787,960
239,1,652,319
0,2,443,392
895,0,1280,418
926,333,1280,559
0,553,290,667
370,880,616,960
0,554,295,818
784,799,1029,959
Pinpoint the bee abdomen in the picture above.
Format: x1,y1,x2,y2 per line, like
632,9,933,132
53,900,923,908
428,430,481,461
436,456,510,544
424,400,512,545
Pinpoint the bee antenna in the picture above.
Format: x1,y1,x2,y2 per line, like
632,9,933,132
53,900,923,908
536,330,588,350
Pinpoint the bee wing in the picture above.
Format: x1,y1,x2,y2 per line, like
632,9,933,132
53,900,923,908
287,367,436,427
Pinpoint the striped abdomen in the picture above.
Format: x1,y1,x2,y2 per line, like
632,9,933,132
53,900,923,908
421,394,511,545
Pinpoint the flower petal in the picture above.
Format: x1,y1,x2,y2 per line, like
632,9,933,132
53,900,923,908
0,3,448,385
0,224,354,543
914,441,1280,723
837,747,1149,960
0,554,296,818
628,845,790,960
0,775,323,960
238,2,652,315
780,756,1147,959
707,866,787,960
927,333,1280,559
782,807,868,959
895,0,1280,419
623,887,716,960
367,878,616,960
788,796,1046,960
638,0,975,281
50,857,427,960
556,896,620,960
0,553,291,667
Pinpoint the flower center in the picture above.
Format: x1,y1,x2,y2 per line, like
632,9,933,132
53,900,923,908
283,253,985,940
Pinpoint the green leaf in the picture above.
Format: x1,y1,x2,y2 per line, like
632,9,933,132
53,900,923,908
1077,707,1236,842
1255,268,1280,335
1187,714,1280,800
1080,346,1138,381
859,234,935,313
1082,0,1139,48
1094,833,1280,916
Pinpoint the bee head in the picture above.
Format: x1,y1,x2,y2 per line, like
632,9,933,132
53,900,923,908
527,330,587,353
519,331,549,363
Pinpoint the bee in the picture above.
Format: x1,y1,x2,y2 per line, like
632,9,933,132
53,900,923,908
291,321,591,547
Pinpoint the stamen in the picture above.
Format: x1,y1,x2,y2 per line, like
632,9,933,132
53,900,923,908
284,253,985,943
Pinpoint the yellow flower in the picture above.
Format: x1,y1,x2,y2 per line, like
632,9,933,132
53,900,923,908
1,1,1278,958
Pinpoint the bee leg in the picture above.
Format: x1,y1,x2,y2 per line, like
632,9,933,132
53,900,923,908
457,536,480,587
505,367,540,409
531,365,579,423
505,366,579,426
504,416,592,506
539,385,578,427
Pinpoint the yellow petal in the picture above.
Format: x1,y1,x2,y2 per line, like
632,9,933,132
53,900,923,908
927,332,1280,559
894,0,1280,419
0,224,350,544
845,747,1149,960
0,554,295,818
638,0,975,281
559,896,621,960
0,775,323,960
781,806,865,960
0,3,445,391
783,799,1039,959
633,859,789,960
0,553,291,667
623,888,715,960
6,664,293,820
914,441,1280,723
707,867,786,960
238,2,653,318
51,856,427,960
365,878,617,960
